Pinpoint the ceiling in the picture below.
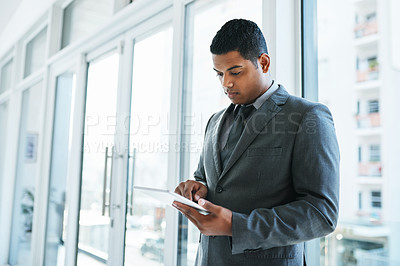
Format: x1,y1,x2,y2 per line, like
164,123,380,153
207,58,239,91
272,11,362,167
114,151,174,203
0,0,24,37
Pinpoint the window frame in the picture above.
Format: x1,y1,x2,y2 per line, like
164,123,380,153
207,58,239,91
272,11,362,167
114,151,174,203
20,22,49,81
37,57,78,266
7,76,47,265
0,55,15,94
301,0,320,265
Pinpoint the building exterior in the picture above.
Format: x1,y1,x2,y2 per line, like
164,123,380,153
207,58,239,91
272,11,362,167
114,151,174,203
318,0,400,265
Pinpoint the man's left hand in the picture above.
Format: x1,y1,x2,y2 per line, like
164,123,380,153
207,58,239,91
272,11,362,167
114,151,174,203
172,198,232,236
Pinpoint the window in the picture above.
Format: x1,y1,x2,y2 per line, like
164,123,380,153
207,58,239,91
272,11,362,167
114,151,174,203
368,99,379,113
61,0,114,49
369,145,380,162
43,72,75,266
358,192,362,210
180,0,262,265
9,82,43,265
124,26,173,266
77,52,119,265
0,102,9,195
371,191,381,208
0,59,13,93
24,27,47,78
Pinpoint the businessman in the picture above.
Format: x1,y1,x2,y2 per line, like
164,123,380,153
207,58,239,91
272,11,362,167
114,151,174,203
174,19,340,266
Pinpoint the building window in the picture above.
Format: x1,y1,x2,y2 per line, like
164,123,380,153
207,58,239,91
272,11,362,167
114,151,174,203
371,191,382,208
24,27,47,78
0,59,13,93
61,0,114,49
358,192,362,210
358,146,362,162
369,145,380,162
368,100,379,113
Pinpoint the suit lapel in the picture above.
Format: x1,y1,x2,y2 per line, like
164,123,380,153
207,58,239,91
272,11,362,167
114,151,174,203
212,104,234,176
219,86,288,180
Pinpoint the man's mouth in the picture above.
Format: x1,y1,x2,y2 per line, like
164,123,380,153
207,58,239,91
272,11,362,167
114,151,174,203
225,91,239,98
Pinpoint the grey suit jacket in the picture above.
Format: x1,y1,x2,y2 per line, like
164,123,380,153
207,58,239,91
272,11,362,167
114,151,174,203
193,85,340,266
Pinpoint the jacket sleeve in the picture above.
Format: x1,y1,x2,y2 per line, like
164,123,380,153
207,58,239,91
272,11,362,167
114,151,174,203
231,104,340,254
193,113,216,187
194,151,207,187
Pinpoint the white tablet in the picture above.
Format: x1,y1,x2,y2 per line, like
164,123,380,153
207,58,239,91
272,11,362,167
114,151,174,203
134,186,210,215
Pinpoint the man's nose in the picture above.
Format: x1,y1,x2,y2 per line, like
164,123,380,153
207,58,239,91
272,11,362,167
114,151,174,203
222,75,233,88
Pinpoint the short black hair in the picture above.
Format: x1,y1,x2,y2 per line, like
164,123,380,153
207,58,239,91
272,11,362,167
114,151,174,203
210,19,268,66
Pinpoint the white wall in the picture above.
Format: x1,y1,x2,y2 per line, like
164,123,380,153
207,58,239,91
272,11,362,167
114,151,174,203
0,0,57,58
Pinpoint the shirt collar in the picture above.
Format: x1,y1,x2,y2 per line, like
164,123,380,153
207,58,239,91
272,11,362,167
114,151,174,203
243,80,279,110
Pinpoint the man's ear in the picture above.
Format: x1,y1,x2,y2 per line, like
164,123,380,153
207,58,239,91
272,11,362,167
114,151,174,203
258,53,270,73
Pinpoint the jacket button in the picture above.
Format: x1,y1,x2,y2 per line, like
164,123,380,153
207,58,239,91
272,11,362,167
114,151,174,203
216,186,223,193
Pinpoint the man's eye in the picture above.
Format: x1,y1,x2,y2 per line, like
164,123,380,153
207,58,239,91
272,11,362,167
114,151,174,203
231,72,241,76
216,73,223,77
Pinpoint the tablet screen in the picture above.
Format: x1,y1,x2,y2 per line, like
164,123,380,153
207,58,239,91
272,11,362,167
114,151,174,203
134,186,210,215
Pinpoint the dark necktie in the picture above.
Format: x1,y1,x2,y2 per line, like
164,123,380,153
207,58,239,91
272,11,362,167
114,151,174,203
221,105,255,169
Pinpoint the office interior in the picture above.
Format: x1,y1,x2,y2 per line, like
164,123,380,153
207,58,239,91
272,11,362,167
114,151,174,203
0,0,400,265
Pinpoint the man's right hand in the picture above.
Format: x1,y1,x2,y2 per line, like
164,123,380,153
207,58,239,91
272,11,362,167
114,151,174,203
174,180,208,202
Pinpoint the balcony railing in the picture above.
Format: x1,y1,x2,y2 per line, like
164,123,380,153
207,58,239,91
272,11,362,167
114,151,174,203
356,66,379,82
355,113,380,128
354,20,378,38
358,162,382,176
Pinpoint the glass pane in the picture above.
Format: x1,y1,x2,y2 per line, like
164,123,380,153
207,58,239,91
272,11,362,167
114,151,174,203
44,72,75,266
24,27,47,78
124,26,172,266
180,0,262,265
1,59,13,93
318,0,400,265
77,53,119,265
61,0,114,49
0,101,9,198
8,81,43,265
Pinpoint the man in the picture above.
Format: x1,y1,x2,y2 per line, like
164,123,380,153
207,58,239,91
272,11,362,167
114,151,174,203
174,19,339,266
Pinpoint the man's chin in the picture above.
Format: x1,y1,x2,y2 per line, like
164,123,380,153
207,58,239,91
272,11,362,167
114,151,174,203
230,99,248,105
229,99,242,105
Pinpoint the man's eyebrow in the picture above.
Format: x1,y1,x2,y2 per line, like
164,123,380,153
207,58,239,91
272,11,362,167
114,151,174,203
227,65,243,71
213,65,243,72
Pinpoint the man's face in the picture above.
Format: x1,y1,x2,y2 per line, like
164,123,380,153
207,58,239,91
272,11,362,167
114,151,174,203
212,51,269,105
